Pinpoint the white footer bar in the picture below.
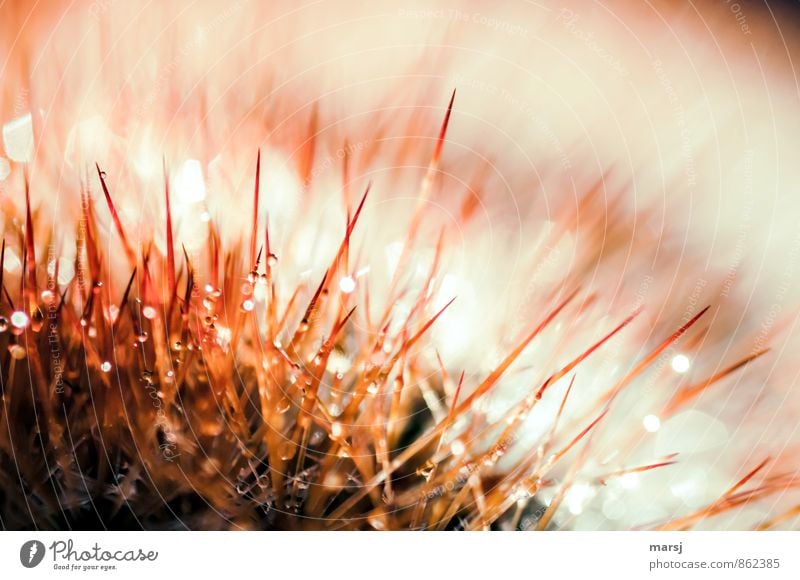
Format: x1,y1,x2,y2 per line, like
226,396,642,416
1,531,797,579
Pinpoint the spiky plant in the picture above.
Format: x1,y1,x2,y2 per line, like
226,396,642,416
0,93,797,531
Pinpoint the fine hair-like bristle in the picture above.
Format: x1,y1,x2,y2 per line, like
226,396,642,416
0,95,795,531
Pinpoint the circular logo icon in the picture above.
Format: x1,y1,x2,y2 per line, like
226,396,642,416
20,540,45,568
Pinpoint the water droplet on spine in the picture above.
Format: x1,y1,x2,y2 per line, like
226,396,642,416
10,311,29,329
450,438,466,456
338,275,356,294
8,344,26,359
279,440,297,460
267,253,278,267
309,430,325,446
367,509,387,530
0,317,8,332
276,397,291,414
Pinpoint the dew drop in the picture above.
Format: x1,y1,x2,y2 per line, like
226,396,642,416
671,354,691,373
267,253,278,267
338,276,356,294
276,397,292,414
309,430,325,446
450,438,466,456
643,414,661,432
0,316,8,332
279,440,297,460
367,509,387,530
100,361,112,372
10,311,29,329
8,344,26,359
